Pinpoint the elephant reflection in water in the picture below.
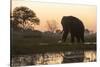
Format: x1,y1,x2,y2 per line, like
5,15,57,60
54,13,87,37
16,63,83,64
61,16,85,43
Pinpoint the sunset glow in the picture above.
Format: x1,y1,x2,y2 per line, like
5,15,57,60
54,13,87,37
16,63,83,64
12,0,96,32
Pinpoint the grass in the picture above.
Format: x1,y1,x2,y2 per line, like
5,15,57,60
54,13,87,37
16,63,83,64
11,31,96,55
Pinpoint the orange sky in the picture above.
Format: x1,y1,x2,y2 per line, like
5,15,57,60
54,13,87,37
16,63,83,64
12,0,97,32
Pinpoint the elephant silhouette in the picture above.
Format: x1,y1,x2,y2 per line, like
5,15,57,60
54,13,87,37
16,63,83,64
61,16,85,43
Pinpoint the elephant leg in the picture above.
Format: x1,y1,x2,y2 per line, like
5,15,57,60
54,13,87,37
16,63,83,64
76,35,80,42
81,35,84,43
79,32,84,43
71,34,75,43
62,31,68,42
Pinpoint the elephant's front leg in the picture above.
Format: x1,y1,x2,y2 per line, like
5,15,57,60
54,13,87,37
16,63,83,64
71,34,75,43
62,31,68,42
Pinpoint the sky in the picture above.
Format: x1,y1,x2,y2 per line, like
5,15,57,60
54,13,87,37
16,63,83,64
12,0,97,32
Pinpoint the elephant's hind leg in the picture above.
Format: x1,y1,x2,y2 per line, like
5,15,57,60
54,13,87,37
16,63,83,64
81,35,84,43
76,35,81,43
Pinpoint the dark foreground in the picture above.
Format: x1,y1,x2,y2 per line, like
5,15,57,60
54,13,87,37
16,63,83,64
11,43,96,66
11,42,96,55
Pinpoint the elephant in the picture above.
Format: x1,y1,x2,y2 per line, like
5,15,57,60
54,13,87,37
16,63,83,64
61,16,85,43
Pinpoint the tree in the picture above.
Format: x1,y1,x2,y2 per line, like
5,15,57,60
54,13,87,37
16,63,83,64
46,20,59,33
55,29,62,34
11,6,40,31
85,29,90,34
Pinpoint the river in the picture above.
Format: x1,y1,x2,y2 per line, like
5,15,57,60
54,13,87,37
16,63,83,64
11,50,96,66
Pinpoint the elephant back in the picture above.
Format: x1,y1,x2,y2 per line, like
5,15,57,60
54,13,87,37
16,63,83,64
61,16,85,31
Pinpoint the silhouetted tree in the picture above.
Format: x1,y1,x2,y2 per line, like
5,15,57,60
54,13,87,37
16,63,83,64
55,29,62,34
85,29,90,34
11,6,40,31
46,20,58,33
